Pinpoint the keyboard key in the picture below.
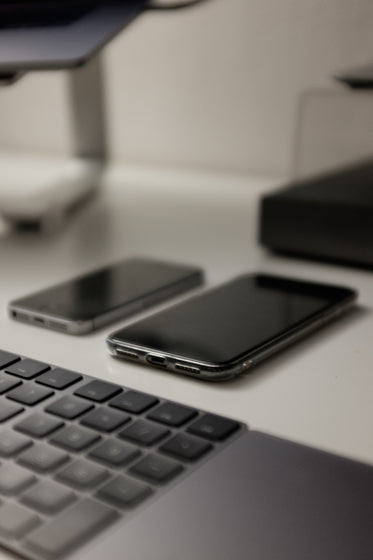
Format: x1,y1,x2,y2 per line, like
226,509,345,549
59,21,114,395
25,499,118,559
0,429,32,457
0,502,40,538
148,402,198,427
89,439,140,467
110,391,158,414
0,463,36,495
74,380,122,403
130,453,183,484
21,480,76,515
0,374,22,394
0,350,20,370
50,425,100,452
160,433,212,461
119,419,170,446
187,413,240,441
18,442,69,473
97,475,152,508
45,395,93,419
37,368,82,390
15,412,64,438
0,399,24,422
57,458,108,490
5,358,50,379
7,384,54,406
81,407,130,432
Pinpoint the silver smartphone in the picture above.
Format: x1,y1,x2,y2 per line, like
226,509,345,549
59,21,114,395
107,273,357,381
9,257,204,335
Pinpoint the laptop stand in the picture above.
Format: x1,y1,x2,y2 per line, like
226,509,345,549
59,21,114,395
0,55,106,232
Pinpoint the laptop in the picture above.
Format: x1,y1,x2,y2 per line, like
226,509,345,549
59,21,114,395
0,1,147,74
0,349,372,560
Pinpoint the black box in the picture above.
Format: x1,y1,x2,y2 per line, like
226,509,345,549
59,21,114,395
259,160,373,268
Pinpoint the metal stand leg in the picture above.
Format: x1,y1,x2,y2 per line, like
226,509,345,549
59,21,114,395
0,54,107,232
68,54,107,161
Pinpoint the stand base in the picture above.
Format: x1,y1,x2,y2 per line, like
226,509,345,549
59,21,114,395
0,152,103,231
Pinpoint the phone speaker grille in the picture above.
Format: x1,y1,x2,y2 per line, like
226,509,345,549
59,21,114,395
116,349,139,360
175,363,200,375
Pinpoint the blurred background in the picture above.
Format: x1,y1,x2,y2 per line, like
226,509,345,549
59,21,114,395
0,0,373,178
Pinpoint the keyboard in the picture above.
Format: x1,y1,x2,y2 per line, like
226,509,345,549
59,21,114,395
0,349,242,560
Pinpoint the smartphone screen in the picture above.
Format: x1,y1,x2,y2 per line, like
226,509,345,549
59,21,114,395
9,258,203,334
108,274,356,380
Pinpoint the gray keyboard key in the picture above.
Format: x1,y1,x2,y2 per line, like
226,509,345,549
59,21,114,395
160,433,212,461
21,480,76,515
50,425,100,452
97,474,152,508
37,368,82,390
0,399,24,422
119,418,170,446
0,374,22,394
24,498,118,559
0,350,20,370
5,358,49,379
15,412,64,438
74,380,122,403
0,429,32,457
57,458,108,489
130,453,183,484
0,502,40,538
18,442,69,473
0,463,36,495
89,439,140,467
81,406,130,432
187,413,240,441
110,390,158,414
148,402,197,427
45,395,93,420
7,383,54,405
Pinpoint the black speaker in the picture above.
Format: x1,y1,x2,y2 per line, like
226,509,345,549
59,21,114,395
259,159,373,268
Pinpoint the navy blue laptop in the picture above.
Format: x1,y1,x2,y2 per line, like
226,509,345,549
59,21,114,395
0,1,146,73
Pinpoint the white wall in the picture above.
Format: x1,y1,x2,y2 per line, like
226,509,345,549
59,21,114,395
0,0,372,176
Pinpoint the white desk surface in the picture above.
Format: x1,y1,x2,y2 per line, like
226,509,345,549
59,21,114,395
1,163,372,503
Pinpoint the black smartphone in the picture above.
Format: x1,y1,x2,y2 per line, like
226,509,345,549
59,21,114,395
107,273,357,381
8,257,204,335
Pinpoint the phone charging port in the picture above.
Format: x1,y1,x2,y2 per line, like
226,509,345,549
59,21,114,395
146,354,167,367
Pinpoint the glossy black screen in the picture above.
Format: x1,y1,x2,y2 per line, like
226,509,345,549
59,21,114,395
112,274,355,365
15,258,200,320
